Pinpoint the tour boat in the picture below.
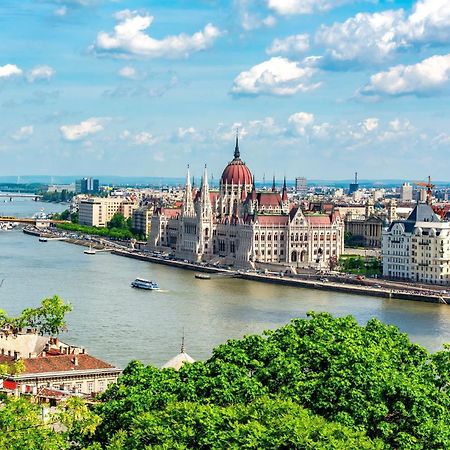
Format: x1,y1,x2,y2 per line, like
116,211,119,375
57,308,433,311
131,278,159,290
195,273,211,280
84,245,96,255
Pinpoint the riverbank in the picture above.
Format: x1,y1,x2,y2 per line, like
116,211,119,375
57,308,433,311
23,226,450,305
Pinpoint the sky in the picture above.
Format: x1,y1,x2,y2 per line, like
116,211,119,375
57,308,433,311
0,0,449,181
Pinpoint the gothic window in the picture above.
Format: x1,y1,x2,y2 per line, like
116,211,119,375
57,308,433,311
255,234,259,241
280,233,284,241
274,234,278,241
268,234,272,241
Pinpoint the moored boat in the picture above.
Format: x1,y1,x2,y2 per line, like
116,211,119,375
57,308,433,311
39,237,48,242
131,278,159,290
84,245,96,255
195,273,211,280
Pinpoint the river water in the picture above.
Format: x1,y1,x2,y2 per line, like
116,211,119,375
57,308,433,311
1,198,450,369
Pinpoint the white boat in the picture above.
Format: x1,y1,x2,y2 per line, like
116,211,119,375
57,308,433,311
84,245,96,255
131,278,159,290
39,237,48,242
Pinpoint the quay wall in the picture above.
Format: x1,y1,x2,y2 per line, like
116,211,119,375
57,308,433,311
112,250,448,305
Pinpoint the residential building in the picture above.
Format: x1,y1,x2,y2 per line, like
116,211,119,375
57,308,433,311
295,177,307,194
382,203,450,284
132,205,154,237
400,182,413,202
79,197,138,227
0,330,120,403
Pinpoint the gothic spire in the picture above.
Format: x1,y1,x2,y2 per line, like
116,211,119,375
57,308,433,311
201,164,212,216
272,175,276,192
282,176,288,202
234,128,240,159
182,165,194,216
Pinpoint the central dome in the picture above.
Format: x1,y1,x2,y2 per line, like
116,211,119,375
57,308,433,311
221,135,252,186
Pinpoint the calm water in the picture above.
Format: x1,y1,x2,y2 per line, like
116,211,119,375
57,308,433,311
1,199,450,369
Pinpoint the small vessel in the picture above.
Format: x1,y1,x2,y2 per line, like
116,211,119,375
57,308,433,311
131,278,159,290
84,245,96,255
195,273,211,280
39,237,48,242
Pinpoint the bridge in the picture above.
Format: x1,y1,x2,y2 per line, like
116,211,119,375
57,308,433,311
0,216,67,225
0,193,42,200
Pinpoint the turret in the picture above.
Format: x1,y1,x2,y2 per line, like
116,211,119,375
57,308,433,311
182,165,195,217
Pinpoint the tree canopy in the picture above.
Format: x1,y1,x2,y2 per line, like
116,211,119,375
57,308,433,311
0,295,72,336
90,313,450,449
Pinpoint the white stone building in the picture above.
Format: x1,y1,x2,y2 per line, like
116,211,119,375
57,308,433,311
148,139,345,269
382,203,450,284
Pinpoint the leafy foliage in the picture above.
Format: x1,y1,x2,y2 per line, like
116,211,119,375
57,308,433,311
0,397,100,450
0,295,72,336
91,313,450,449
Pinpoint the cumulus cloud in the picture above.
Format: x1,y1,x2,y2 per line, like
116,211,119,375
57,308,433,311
118,66,138,79
316,10,405,65
231,57,320,96
267,34,309,56
267,0,358,15
94,10,222,59
235,0,276,31
361,118,379,132
60,117,108,141
27,65,55,82
288,112,315,135
361,54,450,97
315,0,450,66
0,64,23,79
11,125,34,141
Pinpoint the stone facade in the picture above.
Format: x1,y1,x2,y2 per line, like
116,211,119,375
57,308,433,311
382,203,450,284
148,139,345,269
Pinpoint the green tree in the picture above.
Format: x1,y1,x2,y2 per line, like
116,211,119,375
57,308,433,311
21,295,72,336
107,213,127,230
93,313,450,449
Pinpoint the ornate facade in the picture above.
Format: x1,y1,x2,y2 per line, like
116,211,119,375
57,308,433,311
148,138,344,269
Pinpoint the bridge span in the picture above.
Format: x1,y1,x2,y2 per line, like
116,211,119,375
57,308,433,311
0,216,66,225
0,193,42,199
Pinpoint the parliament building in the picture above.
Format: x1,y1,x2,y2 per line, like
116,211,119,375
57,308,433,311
148,137,344,269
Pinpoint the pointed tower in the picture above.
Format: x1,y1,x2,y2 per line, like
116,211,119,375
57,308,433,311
200,165,212,218
272,175,276,192
281,176,289,213
182,165,195,217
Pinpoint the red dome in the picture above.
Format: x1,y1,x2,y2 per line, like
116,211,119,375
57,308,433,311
221,159,252,185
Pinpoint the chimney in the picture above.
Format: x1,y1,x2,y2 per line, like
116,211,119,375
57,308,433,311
59,345,63,354
42,351,46,357
73,356,79,366
13,351,20,361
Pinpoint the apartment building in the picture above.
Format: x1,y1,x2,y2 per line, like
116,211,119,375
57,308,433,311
79,197,137,227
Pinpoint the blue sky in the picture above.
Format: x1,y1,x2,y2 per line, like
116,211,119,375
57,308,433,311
0,0,449,181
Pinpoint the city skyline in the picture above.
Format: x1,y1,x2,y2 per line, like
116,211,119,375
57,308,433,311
1,0,450,179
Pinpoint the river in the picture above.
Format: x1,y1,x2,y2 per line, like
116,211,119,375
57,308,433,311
1,198,450,369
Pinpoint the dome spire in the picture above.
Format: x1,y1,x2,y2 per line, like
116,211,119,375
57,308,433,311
234,128,240,159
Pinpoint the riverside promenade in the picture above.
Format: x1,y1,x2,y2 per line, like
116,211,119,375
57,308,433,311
24,226,450,305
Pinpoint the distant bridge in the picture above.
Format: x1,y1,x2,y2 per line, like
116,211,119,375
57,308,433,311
0,193,42,199
0,216,66,225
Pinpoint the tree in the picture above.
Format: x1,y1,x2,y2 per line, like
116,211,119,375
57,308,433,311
107,214,127,230
92,313,450,449
0,296,72,336
21,295,72,336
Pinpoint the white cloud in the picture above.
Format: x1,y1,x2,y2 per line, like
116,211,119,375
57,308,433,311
94,10,222,58
133,132,155,145
118,66,138,79
235,0,276,31
60,117,108,141
267,0,358,15
361,54,450,96
288,112,315,135
27,65,55,82
267,34,309,55
231,57,320,96
0,64,23,79
361,118,379,132
11,125,34,141
316,10,405,64
315,0,450,65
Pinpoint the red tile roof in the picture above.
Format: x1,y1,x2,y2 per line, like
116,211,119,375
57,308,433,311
21,354,116,375
305,215,332,226
256,215,289,226
161,208,181,219
257,192,282,207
